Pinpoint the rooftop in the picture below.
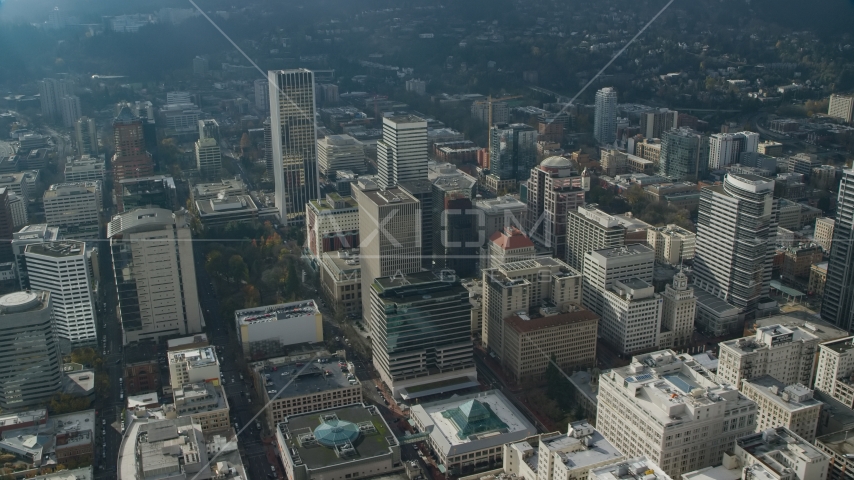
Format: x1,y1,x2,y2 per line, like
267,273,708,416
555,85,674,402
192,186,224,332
278,404,396,471
504,308,598,334
538,420,623,471
741,376,821,412
25,241,86,258
752,312,847,343
589,244,654,261
260,354,358,399
737,427,827,469
489,228,534,251
32,467,93,480
589,456,672,480
821,336,854,355
235,300,319,326
168,347,219,368
167,334,210,351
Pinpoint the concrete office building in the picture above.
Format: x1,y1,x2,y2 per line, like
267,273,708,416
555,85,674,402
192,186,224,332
565,205,626,272
376,115,428,190
317,135,366,175
590,458,671,480
167,346,220,392
524,157,588,260
716,324,821,389
254,79,269,112
319,250,362,317
597,350,757,478
659,269,695,348
38,78,71,122
195,120,222,180
351,179,422,330
43,181,102,240
74,117,98,156
593,87,617,145
195,195,259,228
597,277,662,355
693,173,777,320
255,350,362,427
0,291,63,410
646,225,695,266
503,421,625,480
740,376,822,442
305,193,359,260
370,271,476,399
829,93,854,123
640,108,678,140
12,224,61,290
482,257,583,364
488,123,537,181
658,127,709,181
191,177,246,202
822,170,854,330
172,382,230,433
276,404,402,480
481,227,535,271
474,196,527,242
234,300,322,361
25,241,97,352
411,390,537,476
8,193,26,228
581,244,654,320
112,107,154,183
708,131,759,170
268,69,319,224
117,416,211,480
108,208,202,345
64,154,106,183
60,95,81,128
815,217,835,253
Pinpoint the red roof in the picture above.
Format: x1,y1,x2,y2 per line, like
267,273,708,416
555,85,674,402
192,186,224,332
490,227,534,251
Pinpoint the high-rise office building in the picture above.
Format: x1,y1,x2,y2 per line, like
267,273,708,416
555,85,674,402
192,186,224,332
74,116,98,156
195,119,222,180
822,169,854,330
593,87,617,145
640,108,678,139
108,208,202,345
60,95,81,128
707,131,759,170
376,115,428,190
43,181,102,240
370,271,476,398
317,135,366,175
268,69,319,224
597,350,758,478
263,117,274,178
431,165,478,277
25,241,97,352
254,79,269,112
659,127,709,181
398,180,433,270
12,224,61,290
0,188,14,263
565,205,626,272
38,78,71,122
693,173,777,319
112,107,154,183
660,269,695,347
646,225,696,266
0,290,63,410
488,123,537,180
524,157,587,259
829,93,854,124
352,178,422,330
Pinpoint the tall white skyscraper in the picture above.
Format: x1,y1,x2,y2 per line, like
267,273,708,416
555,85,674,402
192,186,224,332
693,173,777,320
268,69,318,224
60,95,82,128
376,115,428,190
822,169,854,330
24,241,97,352
593,87,617,145
707,131,759,169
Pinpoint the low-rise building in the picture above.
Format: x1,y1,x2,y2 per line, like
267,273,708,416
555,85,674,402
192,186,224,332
810,262,828,296
168,347,221,392
235,300,322,361
64,154,106,183
589,457,672,480
275,404,402,480
117,416,212,480
124,344,161,396
815,217,835,253
732,428,828,480
503,421,625,480
190,177,247,202
195,194,258,228
411,390,537,477
317,135,366,175
172,381,230,433
0,410,94,469
740,376,822,442
781,243,824,281
254,350,362,428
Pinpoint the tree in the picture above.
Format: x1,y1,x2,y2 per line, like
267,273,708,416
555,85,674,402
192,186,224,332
227,255,249,283
48,394,91,414
284,262,300,297
240,133,251,152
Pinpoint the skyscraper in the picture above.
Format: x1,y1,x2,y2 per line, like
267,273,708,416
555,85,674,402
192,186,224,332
640,108,678,139
43,181,102,240
829,94,854,124
660,269,696,347
75,116,98,156
430,165,478,277
693,173,777,319
268,69,319,224
112,107,154,183
659,127,709,181
108,208,202,345
376,115,428,190
565,204,626,272
25,241,97,352
254,79,269,112
263,117,274,178
488,123,537,180
822,169,854,330
707,131,759,170
60,95,81,128
317,135,366,175
593,87,617,145
38,78,71,122
524,157,587,259
352,178,422,330
0,290,63,410
0,188,14,263
370,270,475,397
196,119,222,180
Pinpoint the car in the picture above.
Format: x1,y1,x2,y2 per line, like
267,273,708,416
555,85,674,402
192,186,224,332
115,359,121,365
102,419,106,426
271,466,276,473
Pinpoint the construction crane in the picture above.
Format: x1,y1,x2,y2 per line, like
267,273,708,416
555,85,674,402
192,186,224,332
477,95,524,169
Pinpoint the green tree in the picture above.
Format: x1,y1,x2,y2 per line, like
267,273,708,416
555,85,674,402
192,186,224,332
228,255,249,283
284,262,300,297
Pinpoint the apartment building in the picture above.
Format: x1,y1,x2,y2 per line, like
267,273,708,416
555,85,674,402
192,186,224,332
815,337,854,408
646,225,696,265
597,350,757,478
716,324,821,388
740,376,822,442
815,217,835,253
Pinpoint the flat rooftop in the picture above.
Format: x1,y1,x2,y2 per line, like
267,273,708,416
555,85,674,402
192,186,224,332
167,334,209,350
504,308,598,334
235,300,318,326
539,423,622,471
168,346,218,367
361,187,418,207
262,356,358,399
741,376,820,412
737,427,827,464
279,404,395,471
821,336,854,354
589,243,654,260
25,241,86,258
752,312,847,343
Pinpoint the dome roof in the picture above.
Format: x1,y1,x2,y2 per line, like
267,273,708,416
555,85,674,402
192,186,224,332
540,156,572,168
314,419,360,447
